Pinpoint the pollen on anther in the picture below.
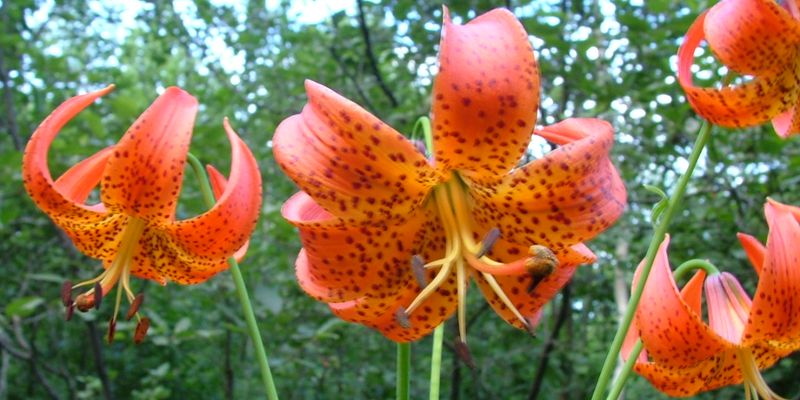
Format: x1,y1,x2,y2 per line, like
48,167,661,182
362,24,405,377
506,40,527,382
411,255,428,288
126,293,145,320
395,307,411,329
93,282,104,310
61,280,72,307
134,317,150,344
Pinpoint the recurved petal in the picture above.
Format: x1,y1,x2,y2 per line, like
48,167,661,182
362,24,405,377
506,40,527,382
771,103,800,138
431,8,539,180
166,119,261,260
743,201,800,350
206,164,248,261
631,355,728,397
54,146,114,208
634,236,732,368
704,0,800,76
274,81,444,224
467,118,626,252
475,241,595,331
737,232,765,276
22,85,114,222
283,191,445,304
678,12,800,129
101,87,198,223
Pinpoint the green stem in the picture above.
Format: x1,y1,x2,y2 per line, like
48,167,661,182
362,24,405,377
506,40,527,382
413,116,434,155
186,153,280,400
590,121,713,400
429,324,444,399
397,342,411,400
673,259,720,280
604,258,720,399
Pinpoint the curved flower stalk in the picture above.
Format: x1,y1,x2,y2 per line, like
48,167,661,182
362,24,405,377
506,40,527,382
23,85,262,343
677,0,800,138
622,199,800,398
274,8,627,344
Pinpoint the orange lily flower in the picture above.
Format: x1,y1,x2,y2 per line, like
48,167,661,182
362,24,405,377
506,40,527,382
677,0,800,138
274,8,627,344
22,85,262,343
622,200,800,398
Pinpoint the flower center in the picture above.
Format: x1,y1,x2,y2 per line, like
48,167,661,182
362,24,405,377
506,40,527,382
397,176,558,345
63,216,150,343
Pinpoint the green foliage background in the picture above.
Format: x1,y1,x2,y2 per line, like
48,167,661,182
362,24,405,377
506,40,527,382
1,0,799,399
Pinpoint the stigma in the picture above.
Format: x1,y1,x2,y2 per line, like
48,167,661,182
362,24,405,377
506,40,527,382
62,216,151,344
396,176,558,346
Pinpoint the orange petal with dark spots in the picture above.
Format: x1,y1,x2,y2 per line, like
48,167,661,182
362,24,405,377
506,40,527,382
703,0,800,76
331,266,459,343
633,236,731,368
273,81,445,223
167,119,261,260
473,242,593,331
677,9,800,134
131,229,228,285
100,87,198,223
283,191,444,304
22,85,114,222
467,118,626,252
431,7,539,180
206,164,249,262
631,356,727,397
742,201,800,349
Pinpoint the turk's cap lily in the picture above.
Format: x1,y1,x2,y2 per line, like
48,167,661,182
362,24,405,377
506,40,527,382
678,0,800,138
275,8,626,343
22,85,262,342
622,199,800,397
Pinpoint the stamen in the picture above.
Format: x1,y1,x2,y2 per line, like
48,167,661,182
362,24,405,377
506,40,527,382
107,318,116,343
456,259,467,344
395,307,411,329
411,255,428,288
64,304,74,321
476,228,501,258
480,271,531,329
93,282,103,310
738,348,786,400
405,259,456,315
61,280,73,307
453,338,476,369
134,317,150,344
126,293,145,321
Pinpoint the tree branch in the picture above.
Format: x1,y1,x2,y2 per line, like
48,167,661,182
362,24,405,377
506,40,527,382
527,284,571,400
0,1,22,151
355,0,398,107
86,321,113,400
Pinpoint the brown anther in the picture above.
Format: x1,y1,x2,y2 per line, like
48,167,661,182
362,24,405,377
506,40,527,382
395,307,411,329
107,318,117,343
64,304,74,321
134,317,150,344
453,338,476,369
60,280,73,307
476,227,501,258
93,282,103,310
411,255,428,288
126,293,145,320
525,245,558,293
74,293,94,312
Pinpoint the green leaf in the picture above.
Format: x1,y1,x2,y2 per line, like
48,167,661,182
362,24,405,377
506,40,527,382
5,297,45,318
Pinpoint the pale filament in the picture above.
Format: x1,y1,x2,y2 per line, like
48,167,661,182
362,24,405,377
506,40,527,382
400,177,537,342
